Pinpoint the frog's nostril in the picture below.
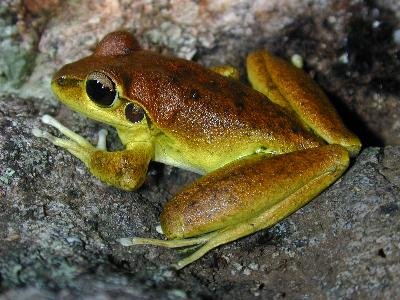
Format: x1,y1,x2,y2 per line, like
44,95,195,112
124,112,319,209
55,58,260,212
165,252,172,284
56,76,67,86
53,75,80,87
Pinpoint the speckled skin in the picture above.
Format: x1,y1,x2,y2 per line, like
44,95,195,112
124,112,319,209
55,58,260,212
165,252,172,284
47,31,361,267
54,35,327,173
247,51,361,156
161,144,349,239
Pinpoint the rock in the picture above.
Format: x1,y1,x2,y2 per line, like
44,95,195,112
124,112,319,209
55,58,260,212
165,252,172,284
0,96,399,299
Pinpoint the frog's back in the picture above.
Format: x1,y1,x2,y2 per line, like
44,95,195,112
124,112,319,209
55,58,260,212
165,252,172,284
122,51,322,153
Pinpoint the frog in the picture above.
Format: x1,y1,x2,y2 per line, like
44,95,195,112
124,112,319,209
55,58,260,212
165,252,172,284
33,31,361,269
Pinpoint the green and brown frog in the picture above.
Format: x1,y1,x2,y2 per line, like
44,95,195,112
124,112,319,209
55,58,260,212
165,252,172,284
34,31,361,269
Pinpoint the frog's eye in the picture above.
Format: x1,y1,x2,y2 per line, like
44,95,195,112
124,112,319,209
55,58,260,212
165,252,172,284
125,103,145,123
86,72,117,107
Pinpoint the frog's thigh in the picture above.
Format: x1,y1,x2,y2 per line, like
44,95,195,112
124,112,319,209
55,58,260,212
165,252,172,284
247,51,361,156
162,144,349,268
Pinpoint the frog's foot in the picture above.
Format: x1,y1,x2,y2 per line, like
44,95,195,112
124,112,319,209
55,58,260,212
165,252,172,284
33,114,108,164
118,231,218,269
118,231,217,249
209,65,240,80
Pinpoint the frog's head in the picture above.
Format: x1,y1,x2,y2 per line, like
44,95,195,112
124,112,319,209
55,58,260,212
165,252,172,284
51,31,152,142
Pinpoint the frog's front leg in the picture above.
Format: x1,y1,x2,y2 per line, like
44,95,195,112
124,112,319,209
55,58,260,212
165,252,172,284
121,144,349,269
33,115,152,190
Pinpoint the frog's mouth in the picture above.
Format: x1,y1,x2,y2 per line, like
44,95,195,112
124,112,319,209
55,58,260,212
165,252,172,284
51,75,87,112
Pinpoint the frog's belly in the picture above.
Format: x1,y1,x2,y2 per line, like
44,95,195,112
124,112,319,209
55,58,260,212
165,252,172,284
154,137,276,175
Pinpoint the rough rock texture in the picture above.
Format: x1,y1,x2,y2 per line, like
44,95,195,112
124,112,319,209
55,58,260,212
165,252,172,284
0,0,399,299
1,97,399,299
1,0,400,145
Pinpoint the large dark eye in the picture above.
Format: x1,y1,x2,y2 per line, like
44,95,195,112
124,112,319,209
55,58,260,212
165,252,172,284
125,103,145,123
86,72,117,107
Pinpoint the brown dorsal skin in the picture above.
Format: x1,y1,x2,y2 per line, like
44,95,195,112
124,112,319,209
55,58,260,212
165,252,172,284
55,50,323,155
93,31,142,56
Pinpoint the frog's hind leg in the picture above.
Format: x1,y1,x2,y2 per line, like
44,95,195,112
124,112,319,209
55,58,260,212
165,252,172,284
118,231,217,249
122,144,349,269
247,50,361,156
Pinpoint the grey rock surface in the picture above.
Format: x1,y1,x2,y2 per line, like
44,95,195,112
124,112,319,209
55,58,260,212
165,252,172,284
1,0,400,145
1,97,399,299
0,0,399,299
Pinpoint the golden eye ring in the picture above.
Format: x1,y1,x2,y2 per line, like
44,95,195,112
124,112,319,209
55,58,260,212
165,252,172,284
86,72,117,107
